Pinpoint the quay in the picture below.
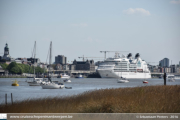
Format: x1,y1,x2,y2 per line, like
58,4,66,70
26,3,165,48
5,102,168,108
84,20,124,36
1,71,180,78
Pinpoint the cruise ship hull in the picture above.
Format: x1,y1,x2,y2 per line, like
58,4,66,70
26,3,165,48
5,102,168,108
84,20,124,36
97,69,151,79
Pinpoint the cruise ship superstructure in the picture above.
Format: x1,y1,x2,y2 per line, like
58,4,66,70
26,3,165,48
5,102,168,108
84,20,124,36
97,53,151,79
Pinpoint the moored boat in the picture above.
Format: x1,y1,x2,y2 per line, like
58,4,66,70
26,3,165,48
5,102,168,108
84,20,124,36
60,73,70,78
76,74,83,78
26,41,44,86
117,79,129,83
168,78,175,82
97,52,151,79
40,41,65,89
41,81,64,89
65,86,72,89
27,78,44,86
143,80,148,83
63,79,71,82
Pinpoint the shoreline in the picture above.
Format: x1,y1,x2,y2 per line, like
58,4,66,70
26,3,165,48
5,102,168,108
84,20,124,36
0,85,180,113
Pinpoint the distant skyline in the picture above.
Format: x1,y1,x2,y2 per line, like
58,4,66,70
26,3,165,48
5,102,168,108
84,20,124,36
0,0,180,65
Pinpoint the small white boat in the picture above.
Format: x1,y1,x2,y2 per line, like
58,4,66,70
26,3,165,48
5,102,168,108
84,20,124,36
168,78,175,82
143,80,148,83
167,74,174,79
76,74,83,78
117,77,129,83
63,79,71,82
41,82,65,89
60,73,70,78
118,79,129,83
27,78,44,86
174,75,180,80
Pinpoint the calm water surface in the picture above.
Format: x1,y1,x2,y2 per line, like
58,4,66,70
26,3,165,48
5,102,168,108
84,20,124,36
0,78,180,104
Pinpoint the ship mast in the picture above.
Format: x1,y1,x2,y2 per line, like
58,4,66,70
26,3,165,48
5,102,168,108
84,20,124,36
33,41,36,79
48,41,52,82
49,41,52,69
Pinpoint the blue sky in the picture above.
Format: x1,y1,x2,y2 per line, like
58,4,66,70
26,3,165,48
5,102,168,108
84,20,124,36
0,0,180,65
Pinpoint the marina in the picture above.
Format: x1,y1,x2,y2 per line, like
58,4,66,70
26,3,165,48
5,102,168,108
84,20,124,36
0,78,180,104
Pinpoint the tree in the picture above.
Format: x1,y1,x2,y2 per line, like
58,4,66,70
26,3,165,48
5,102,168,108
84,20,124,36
0,63,8,70
35,66,44,74
7,62,18,71
2,62,45,74
10,66,19,74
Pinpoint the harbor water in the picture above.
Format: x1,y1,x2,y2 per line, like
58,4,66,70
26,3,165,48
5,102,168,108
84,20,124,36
0,78,180,104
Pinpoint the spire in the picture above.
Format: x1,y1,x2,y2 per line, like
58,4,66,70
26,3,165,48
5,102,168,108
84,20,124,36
5,43,8,48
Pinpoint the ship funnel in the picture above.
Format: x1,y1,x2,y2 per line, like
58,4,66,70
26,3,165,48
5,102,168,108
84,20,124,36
135,53,140,59
127,53,132,58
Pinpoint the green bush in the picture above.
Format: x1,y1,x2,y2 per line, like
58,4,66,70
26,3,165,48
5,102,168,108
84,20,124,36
0,63,8,70
1,62,46,74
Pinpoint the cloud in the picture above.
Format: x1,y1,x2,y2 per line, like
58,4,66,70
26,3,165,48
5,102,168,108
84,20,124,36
170,0,180,4
123,8,151,16
71,23,88,27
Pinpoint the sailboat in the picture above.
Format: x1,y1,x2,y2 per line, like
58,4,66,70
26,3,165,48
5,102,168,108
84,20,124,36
41,41,65,89
117,57,129,83
27,41,44,86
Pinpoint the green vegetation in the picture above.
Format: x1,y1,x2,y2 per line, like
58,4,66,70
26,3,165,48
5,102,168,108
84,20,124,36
0,62,45,74
0,76,26,78
0,63,8,70
0,85,179,113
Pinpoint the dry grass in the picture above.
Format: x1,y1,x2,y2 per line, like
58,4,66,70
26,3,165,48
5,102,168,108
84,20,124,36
0,85,180,113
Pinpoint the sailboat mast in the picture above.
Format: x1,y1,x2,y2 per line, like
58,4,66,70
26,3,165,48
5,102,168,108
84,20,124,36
33,41,36,78
49,41,52,77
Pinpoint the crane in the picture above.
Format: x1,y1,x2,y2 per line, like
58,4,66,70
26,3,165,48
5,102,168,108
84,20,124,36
100,51,129,59
78,55,103,61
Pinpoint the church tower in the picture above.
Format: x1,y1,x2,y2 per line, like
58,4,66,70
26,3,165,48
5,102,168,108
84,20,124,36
4,43,9,55
2,43,11,61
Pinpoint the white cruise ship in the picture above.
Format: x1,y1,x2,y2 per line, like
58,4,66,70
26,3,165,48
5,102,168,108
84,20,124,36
97,53,151,79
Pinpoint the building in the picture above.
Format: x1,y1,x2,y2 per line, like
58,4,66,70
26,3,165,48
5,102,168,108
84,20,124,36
176,67,180,74
27,58,40,66
72,59,95,71
170,65,177,73
55,64,63,70
55,55,67,64
1,43,11,61
69,64,76,70
159,58,169,67
63,64,69,70
38,62,48,70
165,67,171,73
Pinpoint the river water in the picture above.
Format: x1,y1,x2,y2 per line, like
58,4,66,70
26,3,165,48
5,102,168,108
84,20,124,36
0,78,180,104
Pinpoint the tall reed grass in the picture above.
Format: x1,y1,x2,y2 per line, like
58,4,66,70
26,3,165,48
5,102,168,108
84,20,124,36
0,85,180,113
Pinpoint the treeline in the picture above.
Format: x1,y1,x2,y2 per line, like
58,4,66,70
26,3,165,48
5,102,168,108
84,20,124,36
0,62,46,74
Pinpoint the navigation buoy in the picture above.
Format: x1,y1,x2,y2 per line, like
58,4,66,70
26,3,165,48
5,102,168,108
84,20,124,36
12,80,19,86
